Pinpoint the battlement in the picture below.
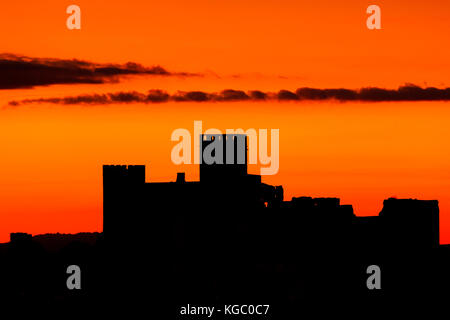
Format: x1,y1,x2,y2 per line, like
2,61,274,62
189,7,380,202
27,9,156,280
10,232,32,243
290,197,341,209
380,198,439,223
103,165,145,185
380,198,439,216
379,198,439,248
200,134,248,182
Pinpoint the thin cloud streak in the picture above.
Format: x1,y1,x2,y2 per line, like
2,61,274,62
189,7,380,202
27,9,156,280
8,85,450,106
0,53,198,89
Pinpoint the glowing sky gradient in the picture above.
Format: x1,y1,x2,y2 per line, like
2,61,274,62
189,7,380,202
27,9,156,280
1,0,449,243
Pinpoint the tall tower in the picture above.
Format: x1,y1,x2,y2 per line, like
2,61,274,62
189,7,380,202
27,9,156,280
103,165,145,239
199,134,248,183
379,198,440,248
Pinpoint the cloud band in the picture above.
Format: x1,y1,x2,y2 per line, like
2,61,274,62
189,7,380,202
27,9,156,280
8,85,450,106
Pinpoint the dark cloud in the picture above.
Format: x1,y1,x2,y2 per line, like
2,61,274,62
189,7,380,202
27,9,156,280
173,91,210,102
0,53,197,89
358,85,450,101
296,85,450,102
7,85,450,106
146,90,170,103
296,88,358,100
108,91,146,103
277,90,299,100
216,89,250,101
248,90,267,100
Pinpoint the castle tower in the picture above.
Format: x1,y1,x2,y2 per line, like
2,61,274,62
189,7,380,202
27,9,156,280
103,165,145,239
199,134,248,183
379,198,439,248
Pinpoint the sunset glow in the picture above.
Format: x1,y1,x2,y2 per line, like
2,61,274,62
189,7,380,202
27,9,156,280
1,0,450,243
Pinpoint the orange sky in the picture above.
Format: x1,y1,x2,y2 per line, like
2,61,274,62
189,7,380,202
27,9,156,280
1,0,450,87
0,0,450,243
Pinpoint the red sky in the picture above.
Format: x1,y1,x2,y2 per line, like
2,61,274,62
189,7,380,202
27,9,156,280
0,0,450,243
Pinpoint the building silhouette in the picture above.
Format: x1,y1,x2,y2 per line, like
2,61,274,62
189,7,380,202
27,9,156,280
0,133,446,315
100,133,443,311
103,133,439,253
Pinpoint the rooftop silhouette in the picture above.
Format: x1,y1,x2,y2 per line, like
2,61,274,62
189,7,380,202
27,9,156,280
0,133,447,315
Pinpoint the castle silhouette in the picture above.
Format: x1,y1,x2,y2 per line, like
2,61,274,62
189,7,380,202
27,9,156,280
103,134,439,252
0,134,448,316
